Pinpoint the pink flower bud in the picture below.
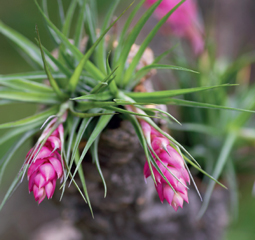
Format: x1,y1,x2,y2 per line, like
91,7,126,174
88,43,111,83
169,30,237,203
141,120,190,211
26,121,64,204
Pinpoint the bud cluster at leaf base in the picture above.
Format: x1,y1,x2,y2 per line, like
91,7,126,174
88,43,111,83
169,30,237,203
141,120,190,211
26,119,64,204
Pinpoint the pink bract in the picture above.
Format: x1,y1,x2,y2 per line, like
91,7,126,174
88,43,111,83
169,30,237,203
145,0,204,55
26,123,64,204
141,120,190,211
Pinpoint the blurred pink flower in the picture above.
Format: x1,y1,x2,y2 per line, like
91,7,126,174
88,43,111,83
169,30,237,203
145,0,204,55
26,121,64,204
141,120,190,211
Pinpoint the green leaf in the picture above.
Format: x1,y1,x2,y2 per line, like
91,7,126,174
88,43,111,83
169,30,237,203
36,26,65,99
122,0,185,86
34,0,104,81
0,71,66,81
95,0,120,73
114,0,163,85
113,0,146,65
197,133,236,219
91,137,107,197
0,106,59,129
0,78,54,93
0,130,38,185
74,148,94,217
169,98,255,114
125,84,238,102
66,117,80,164
36,41,72,77
72,91,112,101
67,2,132,93
57,0,65,26
126,114,156,183
133,63,198,81
137,105,181,125
105,106,156,118
69,112,113,185
0,89,59,104
0,123,41,146
0,21,43,68
74,0,86,48
58,0,78,63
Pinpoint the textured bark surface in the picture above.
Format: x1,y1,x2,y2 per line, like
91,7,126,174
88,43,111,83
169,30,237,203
50,118,229,240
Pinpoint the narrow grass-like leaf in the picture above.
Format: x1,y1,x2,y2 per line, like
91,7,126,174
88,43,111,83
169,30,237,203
115,0,163,84
91,138,107,197
0,130,38,186
0,169,24,210
0,106,58,129
0,72,66,81
0,123,41,147
34,0,104,81
0,78,54,93
74,149,94,216
66,117,80,164
95,0,120,73
36,26,65,99
126,114,156,183
137,105,181,125
106,106,156,118
67,2,132,93
0,21,43,68
72,91,112,101
74,0,86,48
123,0,185,86
57,0,65,26
36,42,72,77
133,64,198,82
125,84,237,102
58,0,77,63
69,112,113,185
197,133,236,219
0,89,59,104
113,0,146,65
65,117,93,186
169,98,255,114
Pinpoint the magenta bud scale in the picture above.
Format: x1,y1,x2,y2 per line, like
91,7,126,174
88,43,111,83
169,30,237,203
141,120,190,211
26,119,64,204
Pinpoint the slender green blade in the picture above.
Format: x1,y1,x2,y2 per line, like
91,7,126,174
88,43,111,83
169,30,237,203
123,0,185,86
169,98,255,114
0,106,58,129
125,84,237,102
67,2,132,93
114,0,163,84
0,21,43,68
0,78,54,93
0,89,59,104
36,26,65,99
197,133,236,219
69,112,113,184
0,71,66,81
95,0,120,73
91,138,107,197
34,0,104,81
72,91,112,101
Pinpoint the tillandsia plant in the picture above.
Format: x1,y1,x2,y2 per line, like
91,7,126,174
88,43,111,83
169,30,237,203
0,0,253,215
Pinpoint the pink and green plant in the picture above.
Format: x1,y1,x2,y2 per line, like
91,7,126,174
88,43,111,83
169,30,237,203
0,0,253,216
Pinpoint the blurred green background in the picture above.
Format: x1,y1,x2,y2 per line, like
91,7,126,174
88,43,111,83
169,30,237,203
1,0,255,239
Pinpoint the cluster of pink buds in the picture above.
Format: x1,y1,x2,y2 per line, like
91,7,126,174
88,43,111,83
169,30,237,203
145,0,204,55
26,118,64,204
141,120,190,211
